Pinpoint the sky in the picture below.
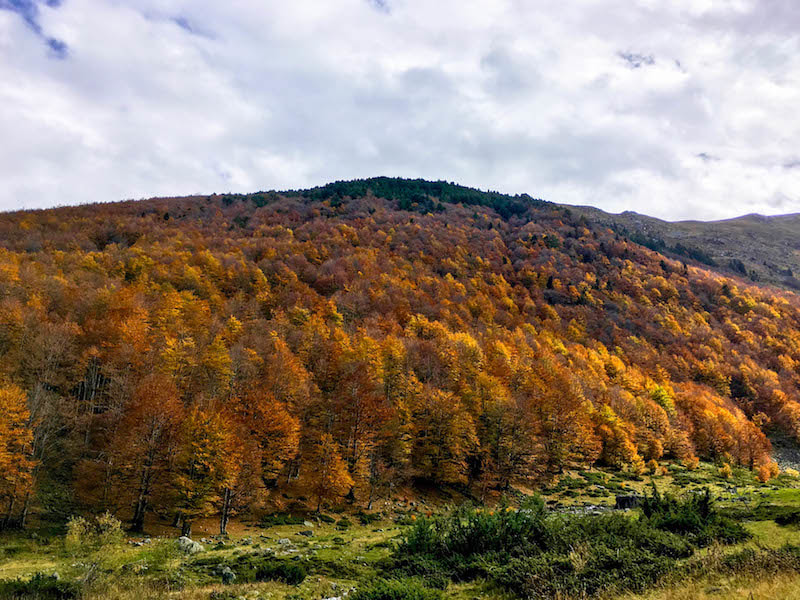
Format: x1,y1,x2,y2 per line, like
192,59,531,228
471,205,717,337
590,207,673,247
2,1,800,220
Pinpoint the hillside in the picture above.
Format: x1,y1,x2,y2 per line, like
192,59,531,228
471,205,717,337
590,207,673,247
572,206,800,290
2,177,800,534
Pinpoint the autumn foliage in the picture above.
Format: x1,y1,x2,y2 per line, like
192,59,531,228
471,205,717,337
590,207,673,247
0,177,794,528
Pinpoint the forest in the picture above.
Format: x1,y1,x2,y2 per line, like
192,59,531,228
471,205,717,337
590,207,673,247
1,177,799,537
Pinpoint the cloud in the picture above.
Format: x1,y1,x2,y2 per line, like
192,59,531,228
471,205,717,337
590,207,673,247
1,0,67,57
1,0,799,220
618,52,655,69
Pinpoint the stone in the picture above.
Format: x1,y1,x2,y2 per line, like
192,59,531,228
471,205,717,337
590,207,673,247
220,566,236,584
614,494,642,510
177,536,204,554
303,520,315,527
298,530,314,537
278,538,291,545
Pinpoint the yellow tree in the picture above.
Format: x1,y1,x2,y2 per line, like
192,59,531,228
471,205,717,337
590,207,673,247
0,384,35,529
172,407,239,537
301,433,353,512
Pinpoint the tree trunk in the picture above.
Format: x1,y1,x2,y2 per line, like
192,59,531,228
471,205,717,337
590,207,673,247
181,519,192,538
3,492,16,530
172,512,182,528
131,497,147,533
219,487,231,535
19,491,31,530
131,463,152,532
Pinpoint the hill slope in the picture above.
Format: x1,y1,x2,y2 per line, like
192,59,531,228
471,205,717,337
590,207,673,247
572,206,800,290
1,177,800,529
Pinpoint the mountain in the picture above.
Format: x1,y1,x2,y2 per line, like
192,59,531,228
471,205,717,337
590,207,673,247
571,206,800,290
1,176,800,530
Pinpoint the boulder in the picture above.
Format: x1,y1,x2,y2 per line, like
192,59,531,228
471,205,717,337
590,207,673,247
220,566,236,585
177,536,204,554
614,494,642,510
298,530,314,537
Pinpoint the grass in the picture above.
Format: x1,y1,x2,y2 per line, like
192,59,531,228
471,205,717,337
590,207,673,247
2,462,800,600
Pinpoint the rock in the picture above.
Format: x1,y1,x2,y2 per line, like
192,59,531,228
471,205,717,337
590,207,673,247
177,536,204,554
298,530,314,537
278,538,291,545
52,572,60,581
220,566,236,584
303,520,315,527
614,495,642,510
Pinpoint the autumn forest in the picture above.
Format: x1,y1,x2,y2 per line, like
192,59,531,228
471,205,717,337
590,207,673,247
1,177,798,537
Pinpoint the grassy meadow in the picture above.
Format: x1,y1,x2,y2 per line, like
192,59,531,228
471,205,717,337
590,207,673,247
4,462,800,599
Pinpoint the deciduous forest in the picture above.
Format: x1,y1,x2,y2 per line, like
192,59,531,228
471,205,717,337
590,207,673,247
1,177,797,536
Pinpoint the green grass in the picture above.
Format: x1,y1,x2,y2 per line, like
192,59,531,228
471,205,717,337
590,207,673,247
2,462,800,600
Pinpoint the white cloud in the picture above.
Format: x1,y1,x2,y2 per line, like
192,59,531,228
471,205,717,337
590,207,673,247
1,0,800,219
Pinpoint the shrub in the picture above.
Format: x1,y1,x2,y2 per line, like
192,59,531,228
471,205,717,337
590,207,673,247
0,573,80,599
254,560,306,585
758,464,773,483
639,486,749,546
784,468,799,479
64,512,123,553
259,513,305,527
774,511,800,527
394,491,749,600
719,463,733,479
191,555,306,585
350,578,444,600
336,518,353,529
356,511,382,525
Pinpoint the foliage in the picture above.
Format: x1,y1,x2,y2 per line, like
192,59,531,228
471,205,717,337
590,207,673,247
394,491,749,599
0,176,795,523
192,554,306,585
64,512,123,553
0,573,79,600
349,578,444,600
639,486,750,546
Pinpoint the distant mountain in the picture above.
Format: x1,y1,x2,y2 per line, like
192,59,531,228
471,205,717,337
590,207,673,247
570,206,800,290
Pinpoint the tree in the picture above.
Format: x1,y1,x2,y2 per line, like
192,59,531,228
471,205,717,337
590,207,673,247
172,408,238,537
301,433,353,512
115,375,183,532
410,389,477,484
0,384,35,529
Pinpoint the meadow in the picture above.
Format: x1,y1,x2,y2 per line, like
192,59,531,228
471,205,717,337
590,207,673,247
4,462,800,600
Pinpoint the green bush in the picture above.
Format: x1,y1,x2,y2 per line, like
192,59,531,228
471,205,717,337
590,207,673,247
640,486,749,546
350,578,444,600
393,490,746,599
259,513,306,527
64,512,123,554
356,511,382,525
0,573,80,600
254,560,306,585
191,555,306,585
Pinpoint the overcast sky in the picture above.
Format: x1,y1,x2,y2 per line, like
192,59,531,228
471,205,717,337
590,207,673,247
2,0,800,220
